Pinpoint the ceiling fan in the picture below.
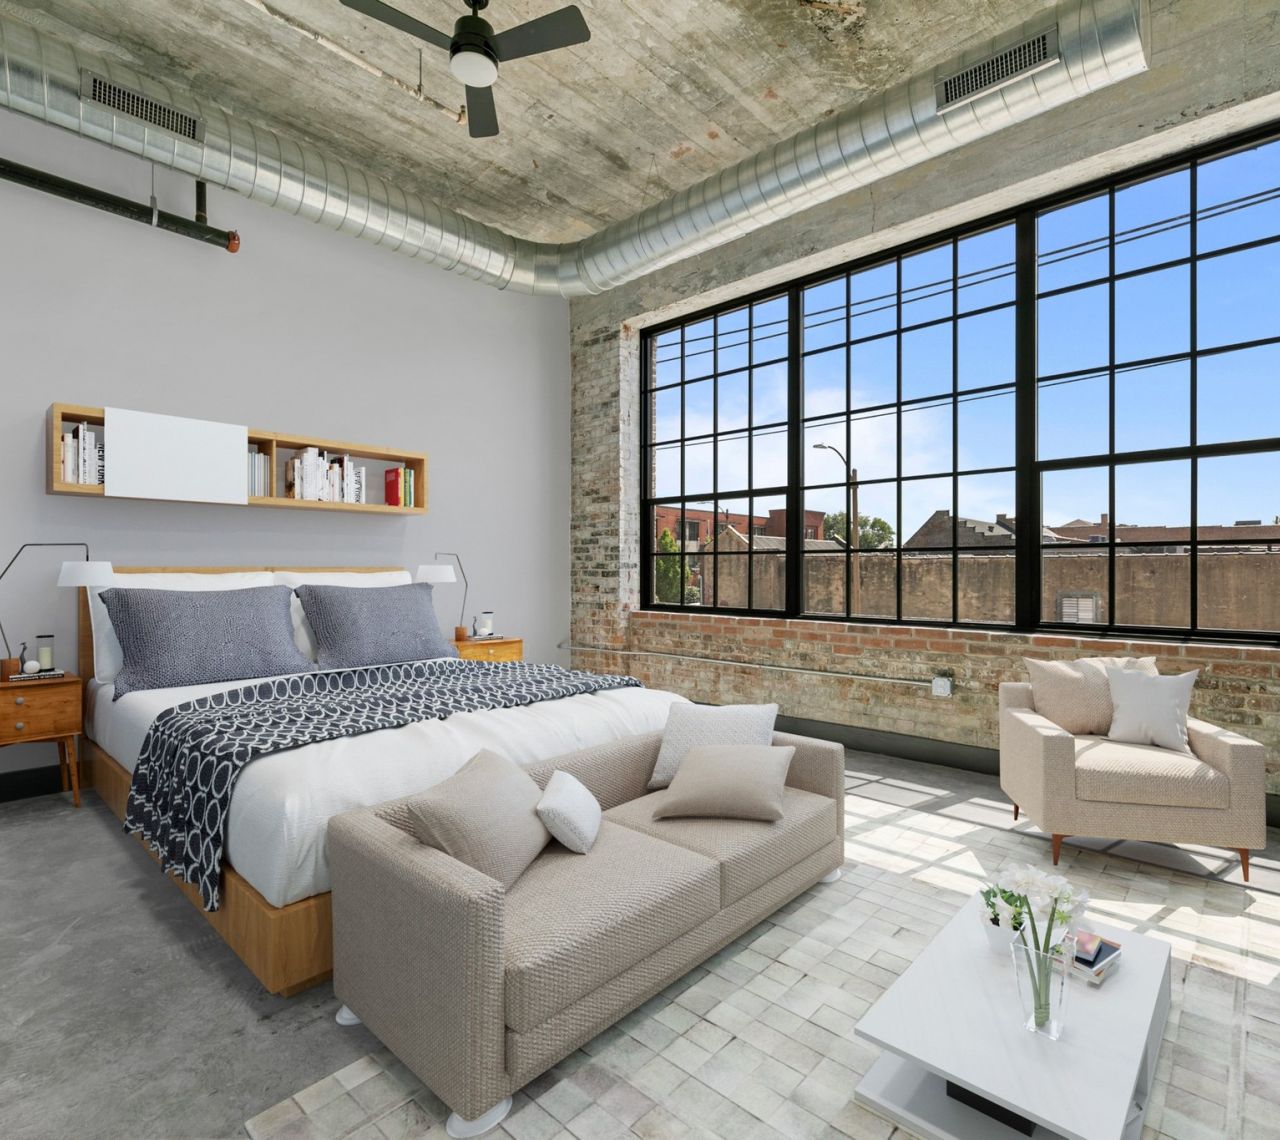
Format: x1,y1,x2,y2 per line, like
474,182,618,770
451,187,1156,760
340,0,591,138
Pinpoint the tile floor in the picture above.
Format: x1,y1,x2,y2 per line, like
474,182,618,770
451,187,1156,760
247,753,1280,1140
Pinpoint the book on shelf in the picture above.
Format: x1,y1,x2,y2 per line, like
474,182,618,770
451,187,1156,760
59,422,105,486
283,447,368,504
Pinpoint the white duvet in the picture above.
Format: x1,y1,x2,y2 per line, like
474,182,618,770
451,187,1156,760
88,674,685,907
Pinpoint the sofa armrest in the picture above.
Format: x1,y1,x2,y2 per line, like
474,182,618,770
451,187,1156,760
524,731,662,810
329,808,507,1120
999,707,1077,822
774,731,845,838
1000,681,1035,714
1188,718,1268,791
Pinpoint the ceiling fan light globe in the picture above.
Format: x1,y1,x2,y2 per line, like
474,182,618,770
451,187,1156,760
450,46,498,87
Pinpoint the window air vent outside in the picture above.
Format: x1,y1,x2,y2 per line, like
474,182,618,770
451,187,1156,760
936,27,1060,112
79,70,205,142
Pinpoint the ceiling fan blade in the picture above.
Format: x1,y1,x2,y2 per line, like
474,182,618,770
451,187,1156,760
339,0,451,51
465,85,499,138
491,5,590,62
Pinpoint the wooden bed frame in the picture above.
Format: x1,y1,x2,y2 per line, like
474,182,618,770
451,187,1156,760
77,566,402,997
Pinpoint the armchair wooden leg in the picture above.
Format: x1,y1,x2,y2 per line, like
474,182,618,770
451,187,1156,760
1239,849,1251,883
1013,803,1019,821
1051,834,1064,865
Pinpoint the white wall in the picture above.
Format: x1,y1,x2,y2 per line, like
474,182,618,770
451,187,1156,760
0,111,571,774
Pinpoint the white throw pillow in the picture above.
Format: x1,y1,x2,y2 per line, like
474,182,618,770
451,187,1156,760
649,702,778,790
88,571,275,684
271,570,411,661
536,770,602,854
1106,667,1199,754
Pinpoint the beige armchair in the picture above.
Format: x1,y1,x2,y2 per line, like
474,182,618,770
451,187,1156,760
998,682,1267,880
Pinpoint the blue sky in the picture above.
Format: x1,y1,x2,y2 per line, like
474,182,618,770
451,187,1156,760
652,139,1280,537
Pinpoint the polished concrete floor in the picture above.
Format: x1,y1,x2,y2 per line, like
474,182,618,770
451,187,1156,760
0,792,378,1140
3,759,1277,1140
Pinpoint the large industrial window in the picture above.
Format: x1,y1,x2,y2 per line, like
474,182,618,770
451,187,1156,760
641,124,1280,642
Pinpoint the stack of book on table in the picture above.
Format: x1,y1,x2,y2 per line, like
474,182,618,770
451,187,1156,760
1073,929,1122,986
60,421,105,485
284,447,368,504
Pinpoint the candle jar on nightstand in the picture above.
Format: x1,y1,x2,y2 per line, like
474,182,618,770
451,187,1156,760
36,634,55,672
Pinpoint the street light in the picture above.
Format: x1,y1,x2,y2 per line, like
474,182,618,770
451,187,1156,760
812,442,860,614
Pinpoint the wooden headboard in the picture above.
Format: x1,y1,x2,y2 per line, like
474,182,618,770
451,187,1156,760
76,566,405,689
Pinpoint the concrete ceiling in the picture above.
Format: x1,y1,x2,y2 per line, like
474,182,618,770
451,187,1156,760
6,0,1053,243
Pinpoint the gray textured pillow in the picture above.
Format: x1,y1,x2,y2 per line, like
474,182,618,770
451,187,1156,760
295,582,459,669
649,702,778,789
653,745,796,822
408,750,550,887
99,586,314,699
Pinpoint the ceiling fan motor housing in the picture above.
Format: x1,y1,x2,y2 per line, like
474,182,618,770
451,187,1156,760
450,14,499,87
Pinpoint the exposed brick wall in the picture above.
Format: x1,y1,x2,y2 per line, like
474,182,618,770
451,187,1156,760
574,612,1280,792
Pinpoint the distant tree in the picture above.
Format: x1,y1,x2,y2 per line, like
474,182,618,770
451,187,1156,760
823,512,895,549
654,528,684,603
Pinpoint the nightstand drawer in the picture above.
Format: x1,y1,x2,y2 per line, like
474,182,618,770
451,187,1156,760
0,685,80,742
454,638,523,662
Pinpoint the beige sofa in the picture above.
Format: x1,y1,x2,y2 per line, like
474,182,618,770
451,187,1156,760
999,681,1266,879
328,730,846,1137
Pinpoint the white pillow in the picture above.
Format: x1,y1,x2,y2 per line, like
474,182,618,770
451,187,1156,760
88,572,275,684
1106,667,1199,754
649,702,778,790
271,570,411,661
536,770,602,854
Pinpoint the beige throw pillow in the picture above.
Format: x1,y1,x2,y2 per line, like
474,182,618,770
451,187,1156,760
407,749,550,888
1025,656,1158,736
649,702,779,790
653,745,795,822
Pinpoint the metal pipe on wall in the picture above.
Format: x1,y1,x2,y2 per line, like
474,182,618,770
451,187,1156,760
0,0,1146,296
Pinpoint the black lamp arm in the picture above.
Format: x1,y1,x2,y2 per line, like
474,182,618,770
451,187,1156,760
0,542,91,658
434,551,469,629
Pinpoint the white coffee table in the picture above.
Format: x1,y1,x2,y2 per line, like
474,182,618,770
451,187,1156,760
854,894,1170,1140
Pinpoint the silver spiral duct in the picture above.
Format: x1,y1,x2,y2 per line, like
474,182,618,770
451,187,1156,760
0,0,1145,297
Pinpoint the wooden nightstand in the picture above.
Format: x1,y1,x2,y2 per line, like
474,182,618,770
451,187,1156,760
454,637,524,663
0,673,83,806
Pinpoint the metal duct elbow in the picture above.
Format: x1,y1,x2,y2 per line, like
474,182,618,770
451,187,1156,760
0,0,1145,298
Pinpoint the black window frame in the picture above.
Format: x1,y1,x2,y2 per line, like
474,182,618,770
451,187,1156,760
640,121,1280,645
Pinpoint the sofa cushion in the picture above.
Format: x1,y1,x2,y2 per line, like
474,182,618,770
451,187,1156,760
503,821,719,1033
1025,656,1158,736
605,787,836,908
654,745,795,822
407,750,550,888
1074,737,1230,809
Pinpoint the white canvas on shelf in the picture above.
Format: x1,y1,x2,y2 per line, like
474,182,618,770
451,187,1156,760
104,407,249,505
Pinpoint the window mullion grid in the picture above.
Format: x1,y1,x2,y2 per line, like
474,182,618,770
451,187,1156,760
785,289,804,618
844,272,853,620
1107,187,1117,632
950,239,960,625
1189,159,1200,633
895,257,904,622
746,308,755,612
1015,212,1040,629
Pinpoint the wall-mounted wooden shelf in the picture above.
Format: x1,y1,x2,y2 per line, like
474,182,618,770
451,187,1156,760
47,403,427,516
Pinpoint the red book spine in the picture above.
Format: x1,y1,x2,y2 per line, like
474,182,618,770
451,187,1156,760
384,467,401,507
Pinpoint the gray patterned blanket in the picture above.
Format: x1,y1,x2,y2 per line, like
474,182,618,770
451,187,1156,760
123,658,642,910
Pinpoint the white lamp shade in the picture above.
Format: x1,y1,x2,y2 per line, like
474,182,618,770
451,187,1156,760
415,564,457,585
57,560,114,588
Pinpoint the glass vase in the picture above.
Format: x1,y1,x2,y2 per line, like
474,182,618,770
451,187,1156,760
1011,934,1073,1040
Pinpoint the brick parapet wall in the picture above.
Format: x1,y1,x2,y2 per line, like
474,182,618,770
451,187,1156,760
573,612,1280,791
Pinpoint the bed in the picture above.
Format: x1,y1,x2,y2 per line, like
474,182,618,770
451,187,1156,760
77,566,683,995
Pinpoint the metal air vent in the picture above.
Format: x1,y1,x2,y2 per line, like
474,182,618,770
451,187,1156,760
936,27,1060,112
79,70,205,142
